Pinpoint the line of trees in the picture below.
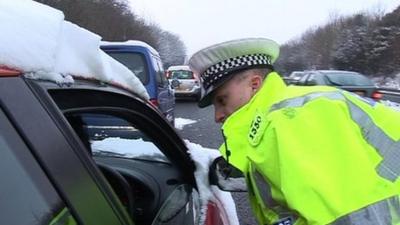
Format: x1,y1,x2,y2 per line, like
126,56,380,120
275,6,400,77
35,0,187,69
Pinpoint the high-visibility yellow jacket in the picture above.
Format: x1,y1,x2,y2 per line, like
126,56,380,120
219,72,400,225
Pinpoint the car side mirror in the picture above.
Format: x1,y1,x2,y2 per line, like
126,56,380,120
209,156,247,192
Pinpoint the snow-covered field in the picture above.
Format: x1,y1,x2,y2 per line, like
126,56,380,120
373,73,400,89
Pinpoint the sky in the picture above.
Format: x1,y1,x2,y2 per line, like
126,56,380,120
127,0,400,55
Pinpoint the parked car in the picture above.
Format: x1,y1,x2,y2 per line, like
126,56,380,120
0,1,237,225
167,65,202,101
101,40,175,125
296,70,383,100
284,71,305,85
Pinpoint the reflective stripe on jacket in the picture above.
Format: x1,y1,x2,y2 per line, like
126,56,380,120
219,72,400,225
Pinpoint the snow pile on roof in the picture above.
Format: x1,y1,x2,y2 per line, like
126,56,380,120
101,40,160,57
167,65,191,71
0,0,149,100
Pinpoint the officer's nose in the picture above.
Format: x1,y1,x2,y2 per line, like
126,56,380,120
215,108,226,123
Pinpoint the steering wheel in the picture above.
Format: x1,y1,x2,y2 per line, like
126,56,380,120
96,162,136,219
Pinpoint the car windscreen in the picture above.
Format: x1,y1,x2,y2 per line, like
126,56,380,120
106,52,149,85
324,72,374,86
171,70,194,79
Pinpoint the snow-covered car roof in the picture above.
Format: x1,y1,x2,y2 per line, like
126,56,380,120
101,40,160,57
0,0,149,100
167,65,192,71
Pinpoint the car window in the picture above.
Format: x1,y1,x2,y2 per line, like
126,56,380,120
152,56,167,87
324,72,374,86
68,113,170,163
0,109,77,225
289,71,304,79
307,73,327,85
107,52,149,85
171,70,194,79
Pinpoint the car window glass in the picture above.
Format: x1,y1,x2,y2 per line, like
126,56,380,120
157,59,167,85
298,73,309,84
314,74,327,84
305,74,316,84
107,52,149,85
171,70,194,79
325,72,374,86
152,56,166,86
0,109,77,225
69,113,169,163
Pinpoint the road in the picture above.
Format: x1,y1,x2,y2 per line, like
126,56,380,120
174,99,257,225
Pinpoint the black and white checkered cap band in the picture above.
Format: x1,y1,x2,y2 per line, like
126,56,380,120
201,53,272,90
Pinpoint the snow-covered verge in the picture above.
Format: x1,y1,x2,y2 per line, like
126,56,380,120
372,74,400,89
0,0,149,100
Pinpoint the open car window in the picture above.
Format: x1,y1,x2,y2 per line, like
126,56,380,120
66,113,169,163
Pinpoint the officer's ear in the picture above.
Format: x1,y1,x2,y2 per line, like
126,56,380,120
250,74,263,92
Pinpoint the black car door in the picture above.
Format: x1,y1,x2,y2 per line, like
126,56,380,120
33,79,199,225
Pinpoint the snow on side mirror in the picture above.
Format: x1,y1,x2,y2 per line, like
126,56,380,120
209,156,247,192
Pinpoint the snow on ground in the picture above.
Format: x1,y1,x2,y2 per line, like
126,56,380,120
91,137,166,161
0,0,149,100
175,117,197,130
373,74,400,89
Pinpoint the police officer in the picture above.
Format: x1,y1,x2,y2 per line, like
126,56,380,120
188,37,400,225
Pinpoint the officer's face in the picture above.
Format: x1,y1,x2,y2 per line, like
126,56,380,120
212,71,262,123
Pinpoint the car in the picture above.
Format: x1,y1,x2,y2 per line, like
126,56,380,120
296,70,383,100
281,71,305,85
0,1,238,225
101,40,175,125
285,71,305,84
167,65,202,101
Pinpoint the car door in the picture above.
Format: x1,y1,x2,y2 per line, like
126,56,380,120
0,77,132,225
42,80,199,225
0,108,79,225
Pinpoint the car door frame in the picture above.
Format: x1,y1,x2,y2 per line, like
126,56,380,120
0,77,133,225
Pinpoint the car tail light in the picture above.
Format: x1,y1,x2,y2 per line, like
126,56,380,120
204,202,225,225
372,91,383,100
149,98,159,107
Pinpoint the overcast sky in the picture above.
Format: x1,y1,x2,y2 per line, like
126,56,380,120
127,0,400,55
